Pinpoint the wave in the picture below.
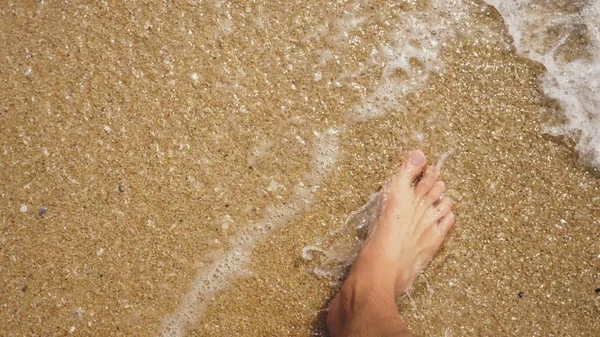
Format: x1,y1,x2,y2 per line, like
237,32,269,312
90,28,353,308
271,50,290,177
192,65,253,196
486,0,600,171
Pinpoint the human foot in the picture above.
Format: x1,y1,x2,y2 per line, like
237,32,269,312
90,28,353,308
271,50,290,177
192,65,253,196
326,150,455,337
349,149,455,296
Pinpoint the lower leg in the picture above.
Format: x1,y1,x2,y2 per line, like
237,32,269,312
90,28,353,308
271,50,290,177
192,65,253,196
327,273,413,337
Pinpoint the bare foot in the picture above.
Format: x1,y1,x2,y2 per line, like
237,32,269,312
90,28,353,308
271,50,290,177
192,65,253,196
327,150,455,337
354,149,455,295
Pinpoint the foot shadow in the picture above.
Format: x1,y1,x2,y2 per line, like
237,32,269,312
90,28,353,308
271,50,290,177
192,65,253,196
308,267,351,337
309,297,333,337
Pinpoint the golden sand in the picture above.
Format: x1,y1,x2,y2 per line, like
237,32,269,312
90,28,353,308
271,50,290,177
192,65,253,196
1,1,598,336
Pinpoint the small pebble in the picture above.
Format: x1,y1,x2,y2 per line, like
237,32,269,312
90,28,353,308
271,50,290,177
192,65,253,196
517,291,525,298
21,285,27,292
118,184,125,193
595,288,600,294
73,307,84,320
38,207,48,217
19,204,28,213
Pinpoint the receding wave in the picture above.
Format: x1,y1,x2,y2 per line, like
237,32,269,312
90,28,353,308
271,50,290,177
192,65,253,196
486,0,600,170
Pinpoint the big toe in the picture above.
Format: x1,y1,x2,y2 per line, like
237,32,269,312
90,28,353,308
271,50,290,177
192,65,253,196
394,150,427,187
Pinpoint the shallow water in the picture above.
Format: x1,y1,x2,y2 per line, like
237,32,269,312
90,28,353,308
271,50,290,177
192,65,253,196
1,1,599,336
486,0,600,171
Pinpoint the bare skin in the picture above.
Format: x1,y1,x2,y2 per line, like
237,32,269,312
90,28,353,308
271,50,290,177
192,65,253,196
327,150,456,337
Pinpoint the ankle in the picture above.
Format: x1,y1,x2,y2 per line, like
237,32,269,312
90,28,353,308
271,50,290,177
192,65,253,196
350,249,398,297
338,273,397,317
328,277,407,337
352,245,414,297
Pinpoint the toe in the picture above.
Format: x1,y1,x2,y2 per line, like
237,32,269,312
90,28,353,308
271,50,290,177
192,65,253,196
434,197,454,220
426,197,453,223
394,150,427,187
429,212,456,251
437,211,456,234
415,166,439,199
423,181,446,207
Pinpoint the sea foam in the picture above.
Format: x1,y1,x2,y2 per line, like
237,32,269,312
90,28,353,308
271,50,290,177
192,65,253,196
486,0,600,170
158,128,340,337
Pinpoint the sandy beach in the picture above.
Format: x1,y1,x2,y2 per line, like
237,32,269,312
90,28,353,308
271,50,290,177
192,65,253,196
1,1,598,336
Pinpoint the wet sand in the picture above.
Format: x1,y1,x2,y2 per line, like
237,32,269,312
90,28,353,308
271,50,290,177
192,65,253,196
1,1,598,336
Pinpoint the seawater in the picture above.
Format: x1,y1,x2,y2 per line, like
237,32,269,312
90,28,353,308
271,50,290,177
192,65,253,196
160,0,488,334
2,0,594,335
162,0,599,335
485,0,600,170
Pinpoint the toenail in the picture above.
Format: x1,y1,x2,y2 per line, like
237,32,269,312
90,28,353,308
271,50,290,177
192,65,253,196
409,150,425,165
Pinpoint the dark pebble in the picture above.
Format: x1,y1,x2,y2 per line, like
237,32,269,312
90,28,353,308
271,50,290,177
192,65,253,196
21,285,27,292
73,309,84,320
38,207,48,217
595,288,600,294
118,184,125,193
517,291,525,298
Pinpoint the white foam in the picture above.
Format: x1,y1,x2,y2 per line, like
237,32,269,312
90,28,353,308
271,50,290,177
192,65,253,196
486,0,600,170
349,0,473,121
310,128,341,182
302,246,327,261
159,129,340,337
436,150,455,172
